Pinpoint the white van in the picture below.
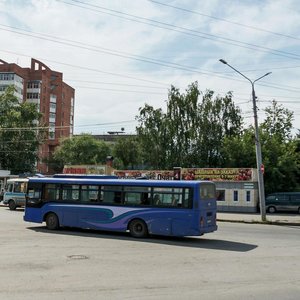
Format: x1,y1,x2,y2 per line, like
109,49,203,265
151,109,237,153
3,178,28,210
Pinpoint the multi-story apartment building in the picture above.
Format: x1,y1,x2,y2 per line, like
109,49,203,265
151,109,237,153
0,58,75,174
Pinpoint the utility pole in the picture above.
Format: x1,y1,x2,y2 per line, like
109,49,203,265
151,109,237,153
219,59,271,222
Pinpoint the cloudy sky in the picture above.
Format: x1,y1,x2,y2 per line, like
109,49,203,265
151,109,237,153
1,0,299,135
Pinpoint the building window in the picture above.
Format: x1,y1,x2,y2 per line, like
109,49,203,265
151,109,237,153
49,122,55,140
246,191,251,202
50,94,57,103
216,190,225,201
0,73,14,80
27,92,40,99
27,81,40,89
0,85,8,91
233,190,238,202
49,113,56,123
50,102,56,112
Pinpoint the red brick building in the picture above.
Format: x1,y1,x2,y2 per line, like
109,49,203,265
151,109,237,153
0,58,75,174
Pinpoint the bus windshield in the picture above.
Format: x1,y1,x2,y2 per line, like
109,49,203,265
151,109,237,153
24,178,217,238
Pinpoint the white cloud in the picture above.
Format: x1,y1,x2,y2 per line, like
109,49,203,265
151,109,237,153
0,0,299,134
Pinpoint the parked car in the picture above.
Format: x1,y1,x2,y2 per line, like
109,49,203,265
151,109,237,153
266,192,300,213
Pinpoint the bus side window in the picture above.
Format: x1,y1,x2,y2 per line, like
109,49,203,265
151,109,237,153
141,193,150,205
14,183,21,193
20,183,27,193
27,183,42,200
44,184,60,201
182,189,192,208
7,184,13,192
114,192,122,204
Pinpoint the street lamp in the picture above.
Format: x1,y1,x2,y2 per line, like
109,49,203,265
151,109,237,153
219,59,272,222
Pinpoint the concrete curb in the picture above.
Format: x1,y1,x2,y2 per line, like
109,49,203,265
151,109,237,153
217,218,300,226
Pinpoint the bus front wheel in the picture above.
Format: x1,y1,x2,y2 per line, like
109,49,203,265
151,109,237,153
8,200,17,210
129,219,148,238
45,213,59,230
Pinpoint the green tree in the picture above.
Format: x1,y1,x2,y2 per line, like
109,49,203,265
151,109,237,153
136,82,243,169
0,86,44,173
221,100,299,194
165,83,200,167
113,136,142,169
221,127,256,168
136,104,168,169
52,134,111,165
260,100,299,193
262,100,293,141
195,90,243,167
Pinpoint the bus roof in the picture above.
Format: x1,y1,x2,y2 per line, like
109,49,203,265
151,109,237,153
7,178,29,183
28,177,213,187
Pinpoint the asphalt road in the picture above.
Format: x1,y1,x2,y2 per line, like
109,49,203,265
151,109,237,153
0,207,299,300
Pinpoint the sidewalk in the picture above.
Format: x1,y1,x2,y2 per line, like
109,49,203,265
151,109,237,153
217,212,300,226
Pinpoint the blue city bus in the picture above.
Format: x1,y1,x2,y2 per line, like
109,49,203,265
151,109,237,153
24,178,217,238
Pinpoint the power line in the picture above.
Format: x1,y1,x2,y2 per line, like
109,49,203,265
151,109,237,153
76,86,165,95
58,0,300,61
259,100,300,104
0,49,169,87
148,0,300,42
66,79,166,89
0,120,136,132
2,46,300,95
1,20,300,94
0,24,225,78
221,64,300,74
223,92,300,100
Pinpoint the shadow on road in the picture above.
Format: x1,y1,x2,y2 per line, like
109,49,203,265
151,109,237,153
27,226,257,252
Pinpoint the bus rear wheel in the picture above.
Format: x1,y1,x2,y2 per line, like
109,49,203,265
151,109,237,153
45,213,59,230
8,200,17,210
129,219,148,238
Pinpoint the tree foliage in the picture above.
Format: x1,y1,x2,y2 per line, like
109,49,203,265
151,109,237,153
136,104,168,169
112,136,142,169
0,86,44,173
136,82,242,169
221,127,256,168
220,100,299,193
52,134,111,166
135,83,299,193
260,100,299,193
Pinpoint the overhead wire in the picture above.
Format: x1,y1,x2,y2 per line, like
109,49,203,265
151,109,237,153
0,3,299,99
0,49,169,87
1,42,300,94
148,0,300,42
66,79,167,89
58,0,300,60
0,120,137,132
1,1,298,132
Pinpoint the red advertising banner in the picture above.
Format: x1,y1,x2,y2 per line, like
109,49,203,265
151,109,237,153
62,166,253,182
63,165,106,175
114,168,253,181
114,170,174,180
182,168,252,181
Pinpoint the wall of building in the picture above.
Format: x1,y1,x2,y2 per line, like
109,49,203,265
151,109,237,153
0,58,75,174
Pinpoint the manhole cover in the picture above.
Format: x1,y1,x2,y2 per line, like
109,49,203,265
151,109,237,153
67,255,89,260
